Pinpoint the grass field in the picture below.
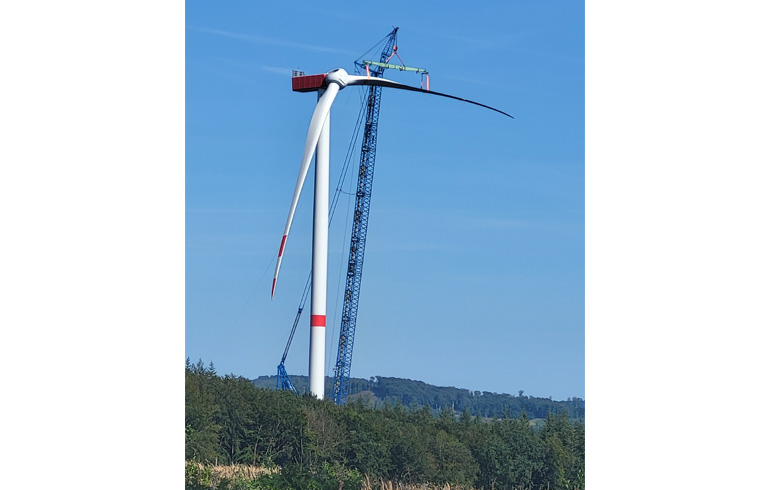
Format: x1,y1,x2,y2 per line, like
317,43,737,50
185,462,493,490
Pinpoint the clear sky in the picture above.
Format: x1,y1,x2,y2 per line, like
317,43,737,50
185,0,585,401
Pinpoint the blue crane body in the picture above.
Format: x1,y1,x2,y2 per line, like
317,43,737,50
331,29,400,404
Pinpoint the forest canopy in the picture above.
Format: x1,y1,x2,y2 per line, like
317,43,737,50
186,359,585,489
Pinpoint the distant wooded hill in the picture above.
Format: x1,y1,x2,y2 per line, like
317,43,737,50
252,375,584,420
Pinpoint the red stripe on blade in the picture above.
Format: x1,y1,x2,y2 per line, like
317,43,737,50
310,315,326,327
278,235,288,257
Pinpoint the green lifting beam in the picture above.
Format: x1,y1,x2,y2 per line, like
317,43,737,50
361,60,428,74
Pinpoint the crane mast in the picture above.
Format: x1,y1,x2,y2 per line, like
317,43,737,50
331,28,399,405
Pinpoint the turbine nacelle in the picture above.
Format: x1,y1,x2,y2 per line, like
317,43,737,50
291,68,353,92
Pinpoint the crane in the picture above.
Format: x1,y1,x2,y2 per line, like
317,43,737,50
276,28,433,403
276,279,306,394
331,28,401,405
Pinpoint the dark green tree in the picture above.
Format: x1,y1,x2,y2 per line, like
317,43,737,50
185,359,221,462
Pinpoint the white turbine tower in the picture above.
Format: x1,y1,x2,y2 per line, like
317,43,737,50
272,68,512,399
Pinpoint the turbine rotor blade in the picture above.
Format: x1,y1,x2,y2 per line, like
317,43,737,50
347,75,513,119
272,83,340,298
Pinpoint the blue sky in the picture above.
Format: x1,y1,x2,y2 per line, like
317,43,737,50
185,0,585,400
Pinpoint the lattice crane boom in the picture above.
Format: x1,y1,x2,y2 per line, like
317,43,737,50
331,28,400,405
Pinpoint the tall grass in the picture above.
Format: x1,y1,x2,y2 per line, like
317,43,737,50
185,462,563,490
185,462,277,489
360,476,470,490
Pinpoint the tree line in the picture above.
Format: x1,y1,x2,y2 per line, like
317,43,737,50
252,374,585,420
187,359,584,489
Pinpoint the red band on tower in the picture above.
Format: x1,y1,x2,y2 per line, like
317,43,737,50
310,315,326,327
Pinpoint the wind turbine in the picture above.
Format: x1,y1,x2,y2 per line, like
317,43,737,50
272,67,512,399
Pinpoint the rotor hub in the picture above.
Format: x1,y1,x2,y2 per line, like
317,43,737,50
326,68,350,88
